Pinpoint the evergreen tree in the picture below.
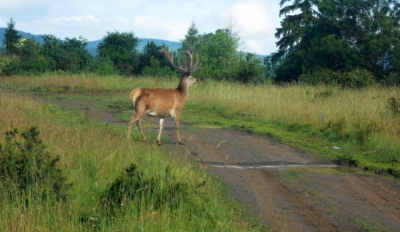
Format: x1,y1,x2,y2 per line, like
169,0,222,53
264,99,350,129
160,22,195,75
273,0,400,84
180,22,200,52
3,18,22,57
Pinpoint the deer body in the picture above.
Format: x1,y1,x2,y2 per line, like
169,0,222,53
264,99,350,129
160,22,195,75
127,47,199,145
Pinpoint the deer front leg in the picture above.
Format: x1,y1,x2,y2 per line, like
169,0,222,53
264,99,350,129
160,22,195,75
157,118,164,145
174,114,183,145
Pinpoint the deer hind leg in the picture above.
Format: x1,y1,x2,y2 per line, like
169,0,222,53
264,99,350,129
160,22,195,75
127,111,147,143
156,118,165,145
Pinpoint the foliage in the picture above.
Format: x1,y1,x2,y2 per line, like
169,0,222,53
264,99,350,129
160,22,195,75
273,0,400,86
299,68,376,88
97,31,139,76
137,41,173,75
85,56,118,76
1,35,92,75
141,56,176,77
100,164,208,218
179,22,200,52
0,126,72,202
195,29,238,80
2,18,22,56
233,53,266,84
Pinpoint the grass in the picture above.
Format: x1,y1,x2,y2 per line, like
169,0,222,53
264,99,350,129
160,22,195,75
0,91,264,231
2,73,400,229
1,74,400,177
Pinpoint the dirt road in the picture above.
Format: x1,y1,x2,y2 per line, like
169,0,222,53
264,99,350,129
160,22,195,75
49,97,400,231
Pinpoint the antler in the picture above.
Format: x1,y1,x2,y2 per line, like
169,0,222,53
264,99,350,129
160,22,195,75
160,46,200,75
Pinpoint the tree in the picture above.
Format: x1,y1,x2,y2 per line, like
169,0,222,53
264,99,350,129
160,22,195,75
3,18,22,57
180,22,200,52
41,34,65,70
274,0,320,60
97,31,139,76
137,41,172,75
63,37,92,72
273,0,400,84
233,53,265,83
196,29,240,80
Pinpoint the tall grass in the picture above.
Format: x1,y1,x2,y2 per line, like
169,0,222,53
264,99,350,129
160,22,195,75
0,92,261,231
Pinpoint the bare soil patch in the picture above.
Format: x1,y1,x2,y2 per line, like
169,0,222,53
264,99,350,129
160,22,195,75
39,96,400,231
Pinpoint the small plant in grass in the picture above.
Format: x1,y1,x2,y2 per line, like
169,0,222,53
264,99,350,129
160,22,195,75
386,96,400,117
0,126,72,203
313,89,334,100
99,163,209,220
352,122,379,145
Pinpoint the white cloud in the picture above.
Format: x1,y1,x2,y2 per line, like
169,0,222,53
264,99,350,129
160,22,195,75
227,0,279,55
50,15,99,23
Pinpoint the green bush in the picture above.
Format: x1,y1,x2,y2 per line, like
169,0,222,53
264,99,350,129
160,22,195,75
0,126,72,203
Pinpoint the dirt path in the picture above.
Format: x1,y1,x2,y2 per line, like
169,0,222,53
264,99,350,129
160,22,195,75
46,97,400,231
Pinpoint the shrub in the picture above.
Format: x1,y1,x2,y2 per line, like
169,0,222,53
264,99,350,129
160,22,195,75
0,126,72,203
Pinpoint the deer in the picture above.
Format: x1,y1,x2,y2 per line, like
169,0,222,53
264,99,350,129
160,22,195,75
127,46,200,145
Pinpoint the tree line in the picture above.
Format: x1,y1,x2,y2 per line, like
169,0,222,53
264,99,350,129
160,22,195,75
2,0,400,87
1,20,266,84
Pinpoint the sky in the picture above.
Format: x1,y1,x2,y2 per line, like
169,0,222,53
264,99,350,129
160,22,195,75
0,0,283,55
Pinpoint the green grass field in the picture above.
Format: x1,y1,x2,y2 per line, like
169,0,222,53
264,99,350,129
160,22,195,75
1,73,400,231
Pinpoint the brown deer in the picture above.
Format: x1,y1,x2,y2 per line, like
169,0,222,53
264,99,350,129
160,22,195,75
127,46,200,145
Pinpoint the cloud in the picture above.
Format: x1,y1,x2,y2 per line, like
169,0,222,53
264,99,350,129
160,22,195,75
226,0,279,55
230,0,273,35
50,15,99,23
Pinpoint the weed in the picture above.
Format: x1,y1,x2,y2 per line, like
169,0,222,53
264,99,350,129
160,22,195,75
313,89,333,100
352,122,379,145
284,170,297,183
386,96,400,117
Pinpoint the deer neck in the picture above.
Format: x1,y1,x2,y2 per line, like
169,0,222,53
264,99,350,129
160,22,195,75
177,76,190,99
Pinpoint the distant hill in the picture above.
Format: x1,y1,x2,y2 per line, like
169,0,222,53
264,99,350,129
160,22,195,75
0,28,265,59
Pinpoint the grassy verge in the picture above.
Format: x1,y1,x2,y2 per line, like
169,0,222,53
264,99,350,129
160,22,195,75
0,91,264,231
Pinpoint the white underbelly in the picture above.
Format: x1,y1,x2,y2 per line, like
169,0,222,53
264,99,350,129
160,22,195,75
146,108,176,117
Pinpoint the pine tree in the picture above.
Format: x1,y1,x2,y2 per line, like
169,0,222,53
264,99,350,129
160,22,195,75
3,18,22,57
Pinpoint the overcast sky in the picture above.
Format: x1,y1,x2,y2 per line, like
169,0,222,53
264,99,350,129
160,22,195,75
0,0,283,55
